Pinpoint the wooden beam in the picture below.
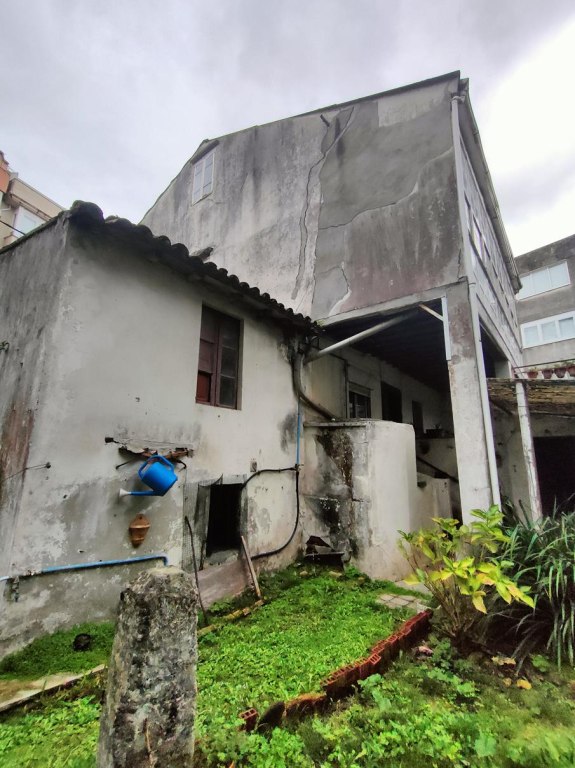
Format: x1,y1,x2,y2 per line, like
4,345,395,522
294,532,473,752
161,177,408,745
241,536,262,600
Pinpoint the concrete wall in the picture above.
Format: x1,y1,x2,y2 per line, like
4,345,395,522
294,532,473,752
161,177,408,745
304,343,448,432
0,221,301,653
460,144,521,364
143,77,464,322
516,234,575,366
301,420,440,581
0,221,69,581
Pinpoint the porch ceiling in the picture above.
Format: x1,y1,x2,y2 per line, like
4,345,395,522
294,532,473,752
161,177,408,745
322,301,449,392
488,379,575,417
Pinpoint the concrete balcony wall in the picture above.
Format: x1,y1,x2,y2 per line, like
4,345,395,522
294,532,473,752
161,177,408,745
302,419,447,580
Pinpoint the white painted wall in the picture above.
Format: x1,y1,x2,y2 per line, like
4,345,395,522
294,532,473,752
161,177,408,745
1,226,301,653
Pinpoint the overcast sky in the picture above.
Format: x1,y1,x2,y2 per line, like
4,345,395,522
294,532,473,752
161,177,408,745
3,1,574,255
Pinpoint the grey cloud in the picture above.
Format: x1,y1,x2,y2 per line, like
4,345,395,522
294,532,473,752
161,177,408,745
2,0,574,249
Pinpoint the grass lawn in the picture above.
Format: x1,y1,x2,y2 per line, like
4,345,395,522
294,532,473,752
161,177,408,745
0,565,573,767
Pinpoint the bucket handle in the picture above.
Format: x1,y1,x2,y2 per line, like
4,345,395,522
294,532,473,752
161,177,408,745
139,454,174,479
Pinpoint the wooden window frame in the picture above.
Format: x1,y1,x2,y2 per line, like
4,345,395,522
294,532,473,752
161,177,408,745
192,148,215,204
196,306,241,409
348,384,372,419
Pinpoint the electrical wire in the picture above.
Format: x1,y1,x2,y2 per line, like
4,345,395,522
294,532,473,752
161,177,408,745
184,514,209,625
240,465,301,560
3,462,51,481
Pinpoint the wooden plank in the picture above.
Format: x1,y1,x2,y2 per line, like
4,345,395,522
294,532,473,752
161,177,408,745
196,558,251,608
241,535,262,600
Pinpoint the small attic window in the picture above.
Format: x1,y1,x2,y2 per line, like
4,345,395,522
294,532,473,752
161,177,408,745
192,149,215,203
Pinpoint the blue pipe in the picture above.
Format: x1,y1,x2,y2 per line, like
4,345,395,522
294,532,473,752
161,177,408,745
0,554,169,583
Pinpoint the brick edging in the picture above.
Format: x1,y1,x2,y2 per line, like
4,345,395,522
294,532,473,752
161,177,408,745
238,609,432,730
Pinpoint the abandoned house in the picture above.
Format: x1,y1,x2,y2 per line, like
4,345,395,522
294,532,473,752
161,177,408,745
1,71,567,652
0,200,448,653
0,203,309,652
143,70,526,519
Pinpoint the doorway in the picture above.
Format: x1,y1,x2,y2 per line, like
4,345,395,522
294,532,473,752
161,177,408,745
205,483,242,564
534,436,575,515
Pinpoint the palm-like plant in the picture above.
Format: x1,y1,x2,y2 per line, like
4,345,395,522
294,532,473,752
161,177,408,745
498,512,575,667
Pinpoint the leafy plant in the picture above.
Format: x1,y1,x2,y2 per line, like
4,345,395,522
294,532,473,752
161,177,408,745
0,622,114,680
399,507,534,648
495,512,575,667
0,622,114,679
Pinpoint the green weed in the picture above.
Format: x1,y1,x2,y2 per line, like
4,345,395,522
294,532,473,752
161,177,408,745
0,622,114,680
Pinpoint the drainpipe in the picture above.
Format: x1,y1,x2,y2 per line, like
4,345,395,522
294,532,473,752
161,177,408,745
450,91,501,508
0,554,169,586
292,352,337,421
515,381,542,520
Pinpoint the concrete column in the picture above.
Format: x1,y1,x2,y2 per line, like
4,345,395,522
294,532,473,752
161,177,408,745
515,381,543,520
98,567,198,768
446,283,493,520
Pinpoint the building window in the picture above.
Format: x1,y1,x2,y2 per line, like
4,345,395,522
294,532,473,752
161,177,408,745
517,262,570,300
192,149,215,203
348,386,371,419
196,306,240,408
13,207,45,235
521,311,575,348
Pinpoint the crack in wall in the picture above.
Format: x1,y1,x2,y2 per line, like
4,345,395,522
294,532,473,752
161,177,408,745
317,146,454,233
292,107,356,308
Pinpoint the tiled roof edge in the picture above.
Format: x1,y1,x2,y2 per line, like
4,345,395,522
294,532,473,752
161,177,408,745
67,201,317,333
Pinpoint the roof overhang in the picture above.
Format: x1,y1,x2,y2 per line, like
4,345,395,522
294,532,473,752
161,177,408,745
320,300,449,392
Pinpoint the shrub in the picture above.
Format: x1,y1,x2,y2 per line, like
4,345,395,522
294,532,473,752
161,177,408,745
496,511,575,667
399,507,533,649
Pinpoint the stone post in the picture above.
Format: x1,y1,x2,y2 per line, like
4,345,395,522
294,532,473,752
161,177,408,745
98,567,198,768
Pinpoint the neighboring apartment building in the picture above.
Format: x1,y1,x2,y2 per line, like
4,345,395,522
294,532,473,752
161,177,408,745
0,151,63,248
515,234,575,367
143,71,524,520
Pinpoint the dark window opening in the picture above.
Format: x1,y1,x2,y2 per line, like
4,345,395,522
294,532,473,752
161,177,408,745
534,437,575,516
412,400,424,436
349,388,371,418
481,324,509,379
197,306,240,408
206,484,242,558
381,382,402,422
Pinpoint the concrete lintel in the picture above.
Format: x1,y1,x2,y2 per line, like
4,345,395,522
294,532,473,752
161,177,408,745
317,283,462,328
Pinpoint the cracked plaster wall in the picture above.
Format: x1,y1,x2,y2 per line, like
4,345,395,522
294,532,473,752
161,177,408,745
142,77,462,321
0,223,300,654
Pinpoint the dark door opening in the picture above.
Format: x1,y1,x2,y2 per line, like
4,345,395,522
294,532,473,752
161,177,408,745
381,382,402,422
206,483,242,563
412,400,424,436
534,436,575,515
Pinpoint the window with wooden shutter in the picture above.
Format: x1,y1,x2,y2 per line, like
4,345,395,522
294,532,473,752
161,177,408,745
196,307,240,408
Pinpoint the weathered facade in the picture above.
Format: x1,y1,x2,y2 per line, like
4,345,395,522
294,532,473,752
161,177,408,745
0,204,309,653
1,202,448,653
143,72,522,520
